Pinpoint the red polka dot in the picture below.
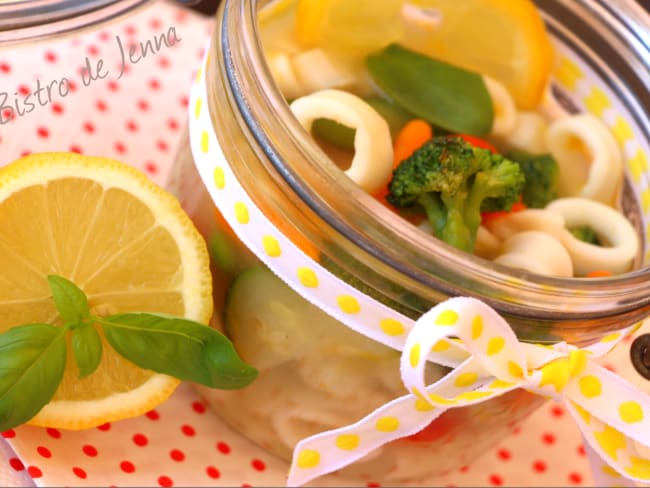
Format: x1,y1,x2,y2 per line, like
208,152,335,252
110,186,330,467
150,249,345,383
366,483,381,488
133,433,148,446
2,429,16,438
46,428,61,439
170,449,185,462
73,467,87,479
18,84,30,95
241,484,252,488
603,363,616,373
206,466,220,479
192,401,206,414
20,150,31,157
0,62,10,73
550,405,565,417
146,410,160,420
27,466,42,478
37,127,49,138
45,51,57,63
99,31,111,41
156,140,169,151
568,472,583,484
96,99,107,111
459,465,469,473
175,9,188,22
180,95,189,108
251,459,266,471
149,78,161,90
216,441,231,454
533,460,547,472
497,448,511,461
87,45,100,56
70,144,83,154
115,141,127,154
489,474,503,486
2,108,13,123
542,432,556,445
126,120,138,132
181,425,195,437
83,445,98,457
83,121,95,133
167,118,179,131
577,444,586,457
158,56,170,68
37,446,51,458
97,423,111,431
108,80,119,91
158,475,173,487
9,458,24,471
137,99,150,111
125,24,137,35
120,460,135,473
51,102,64,114
150,18,162,30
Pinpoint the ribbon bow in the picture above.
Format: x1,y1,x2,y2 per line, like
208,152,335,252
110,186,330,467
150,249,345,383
287,297,650,487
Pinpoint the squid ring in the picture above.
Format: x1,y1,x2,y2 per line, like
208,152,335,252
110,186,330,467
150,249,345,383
545,197,638,275
494,230,574,277
290,89,393,193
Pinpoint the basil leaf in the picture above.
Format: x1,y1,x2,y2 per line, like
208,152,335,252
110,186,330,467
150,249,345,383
366,44,494,135
0,324,67,432
100,313,258,389
72,326,103,378
47,275,90,324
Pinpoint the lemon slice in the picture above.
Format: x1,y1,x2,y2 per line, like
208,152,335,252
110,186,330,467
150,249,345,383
401,0,553,109
0,152,212,429
294,0,404,57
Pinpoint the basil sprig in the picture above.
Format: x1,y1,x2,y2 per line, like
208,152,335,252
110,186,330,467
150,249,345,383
0,275,257,432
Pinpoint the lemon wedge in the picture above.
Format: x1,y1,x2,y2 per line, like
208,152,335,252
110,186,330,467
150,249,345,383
0,152,212,429
402,0,554,109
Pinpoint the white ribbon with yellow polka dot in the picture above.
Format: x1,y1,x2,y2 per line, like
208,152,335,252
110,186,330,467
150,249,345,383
189,50,650,487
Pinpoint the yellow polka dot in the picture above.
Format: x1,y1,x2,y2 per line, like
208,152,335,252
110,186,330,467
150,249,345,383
489,379,514,389
487,337,505,356
619,401,644,424
380,318,405,336
337,295,360,314
409,343,421,368
200,130,209,153
213,167,225,189
234,202,249,224
454,372,478,387
195,66,203,84
569,350,588,377
572,402,591,424
508,361,524,379
628,149,649,183
455,390,493,401
579,375,602,398
194,97,202,119
612,116,634,144
431,340,450,352
262,235,281,257
414,398,435,411
471,314,483,339
297,449,320,469
642,188,650,213
435,309,458,326
336,434,359,450
297,267,318,288
595,425,627,460
411,386,425,400
375,416,400,432
555,57,584,89
601,465,622,478
584,86,611,117
625,456,650,480
601,332,621,343
428,393,457,406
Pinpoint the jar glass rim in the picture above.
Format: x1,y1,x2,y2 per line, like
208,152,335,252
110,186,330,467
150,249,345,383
214,0,650,326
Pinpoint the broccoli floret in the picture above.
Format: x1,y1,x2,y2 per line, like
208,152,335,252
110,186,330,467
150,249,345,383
387,136,524,252
570,225,601,245
507,150,559,208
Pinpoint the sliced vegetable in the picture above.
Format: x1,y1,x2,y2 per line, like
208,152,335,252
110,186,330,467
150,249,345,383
456,134,498,154
393,119,434,166
366,44,494,136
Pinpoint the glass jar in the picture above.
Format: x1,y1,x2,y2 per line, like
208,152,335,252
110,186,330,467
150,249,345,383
170,0,650,483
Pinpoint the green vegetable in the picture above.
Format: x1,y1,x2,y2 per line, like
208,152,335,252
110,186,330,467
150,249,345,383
388,136,524,252
0,275,258,432
570,225,601,245
366,44,493,136
507,150,559,208
310,96,413,150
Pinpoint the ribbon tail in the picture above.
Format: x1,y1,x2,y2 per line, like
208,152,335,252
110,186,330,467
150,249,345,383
286,392,444,487
581,432,637,487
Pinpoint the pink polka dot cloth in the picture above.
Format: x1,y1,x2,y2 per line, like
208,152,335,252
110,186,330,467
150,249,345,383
1,1,649,487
